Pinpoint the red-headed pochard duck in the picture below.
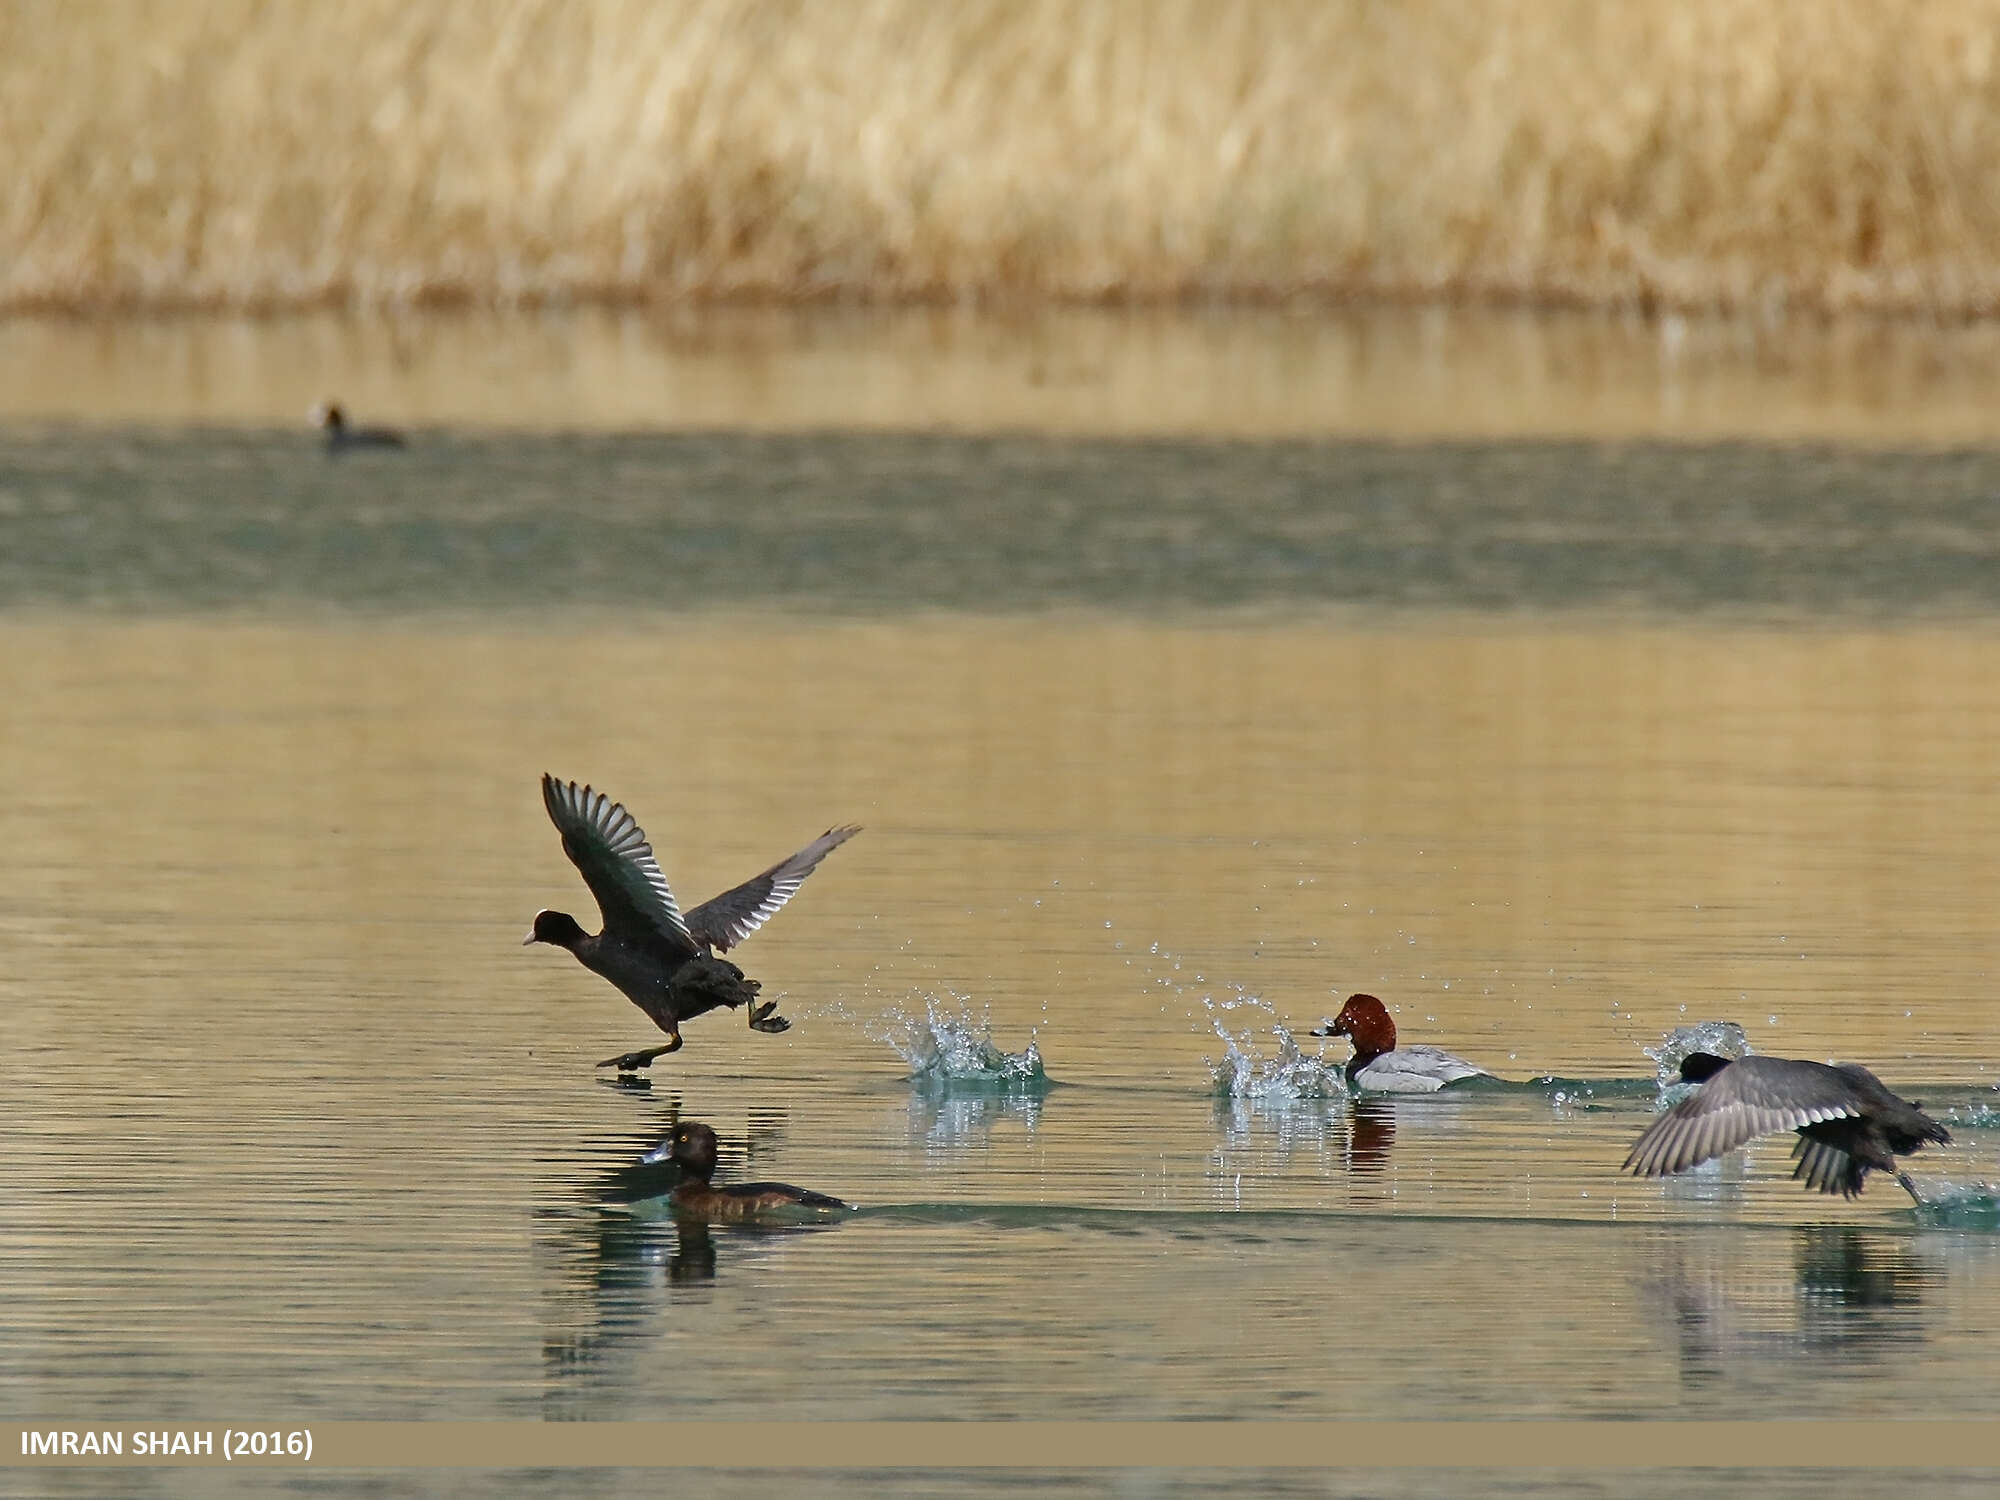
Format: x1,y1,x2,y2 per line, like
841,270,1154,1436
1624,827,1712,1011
1311,993,1496,1093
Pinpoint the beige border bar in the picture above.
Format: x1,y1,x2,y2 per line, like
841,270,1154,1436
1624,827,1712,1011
7,1423,2000,1469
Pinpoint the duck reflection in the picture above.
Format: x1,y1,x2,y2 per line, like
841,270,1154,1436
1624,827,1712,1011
538,1105,843,1405
660,1217,718,1283
1209,1096,1402,1191
1344,1098,1396,1175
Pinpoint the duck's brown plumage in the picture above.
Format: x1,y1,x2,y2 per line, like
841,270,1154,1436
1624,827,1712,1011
1625,1052,1949,1201
653,1122,849,1222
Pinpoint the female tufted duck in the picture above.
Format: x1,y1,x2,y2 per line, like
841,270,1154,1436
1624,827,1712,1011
644,1121,849,1221
1625,1051,1949,1203
526,775,859,1069
1311,993,1495,1093
309,401,405,450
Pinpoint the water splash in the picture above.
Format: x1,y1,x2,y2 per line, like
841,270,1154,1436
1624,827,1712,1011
1942,1102,2000,1132
870,993,1049,1091
1203,990,1348,1102
1910,1179,2000,1229
1641,1019,1753,1103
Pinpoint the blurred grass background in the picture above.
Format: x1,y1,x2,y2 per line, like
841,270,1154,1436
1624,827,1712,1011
6,0,2000,314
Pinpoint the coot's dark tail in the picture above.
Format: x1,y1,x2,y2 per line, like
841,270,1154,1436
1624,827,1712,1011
668,953,762,1014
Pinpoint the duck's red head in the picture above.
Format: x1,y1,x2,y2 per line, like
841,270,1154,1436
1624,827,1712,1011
1324,993,1398,1065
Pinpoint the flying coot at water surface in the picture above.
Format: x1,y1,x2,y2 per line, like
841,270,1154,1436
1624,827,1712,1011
526,775,859,1069
1624,1051,1949,1203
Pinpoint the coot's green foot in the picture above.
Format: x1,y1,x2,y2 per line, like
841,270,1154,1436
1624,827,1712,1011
598,1039,682,1071
748,1001,790,1034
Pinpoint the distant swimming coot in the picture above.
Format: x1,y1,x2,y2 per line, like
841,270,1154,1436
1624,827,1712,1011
526,774,859,1069
309,402,405,450
643,1121,849,1221
1311,993,1496,1093
1624,1051,1950,1203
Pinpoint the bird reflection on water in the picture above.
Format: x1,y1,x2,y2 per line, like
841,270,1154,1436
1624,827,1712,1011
1210,1092,1431,1181
1344,1098,1397,1175
1641,1225,1952,1396
537,1106,844,1406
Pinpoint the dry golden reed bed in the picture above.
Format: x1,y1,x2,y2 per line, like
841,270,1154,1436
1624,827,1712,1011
8,0,2000,314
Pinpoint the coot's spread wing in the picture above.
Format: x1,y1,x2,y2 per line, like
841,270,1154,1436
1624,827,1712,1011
541,775,698,957
686,825,860,952
1791,1136,1867,1197
1623,1056,1863,1177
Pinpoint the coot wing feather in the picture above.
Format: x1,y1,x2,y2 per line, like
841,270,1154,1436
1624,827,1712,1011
1624,1056,1863,1177
1791,1136,1866,1197
687,825,861,952
541,775,698,958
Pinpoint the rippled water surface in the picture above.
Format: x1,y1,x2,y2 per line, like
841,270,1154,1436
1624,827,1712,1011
5,427,2000,1496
